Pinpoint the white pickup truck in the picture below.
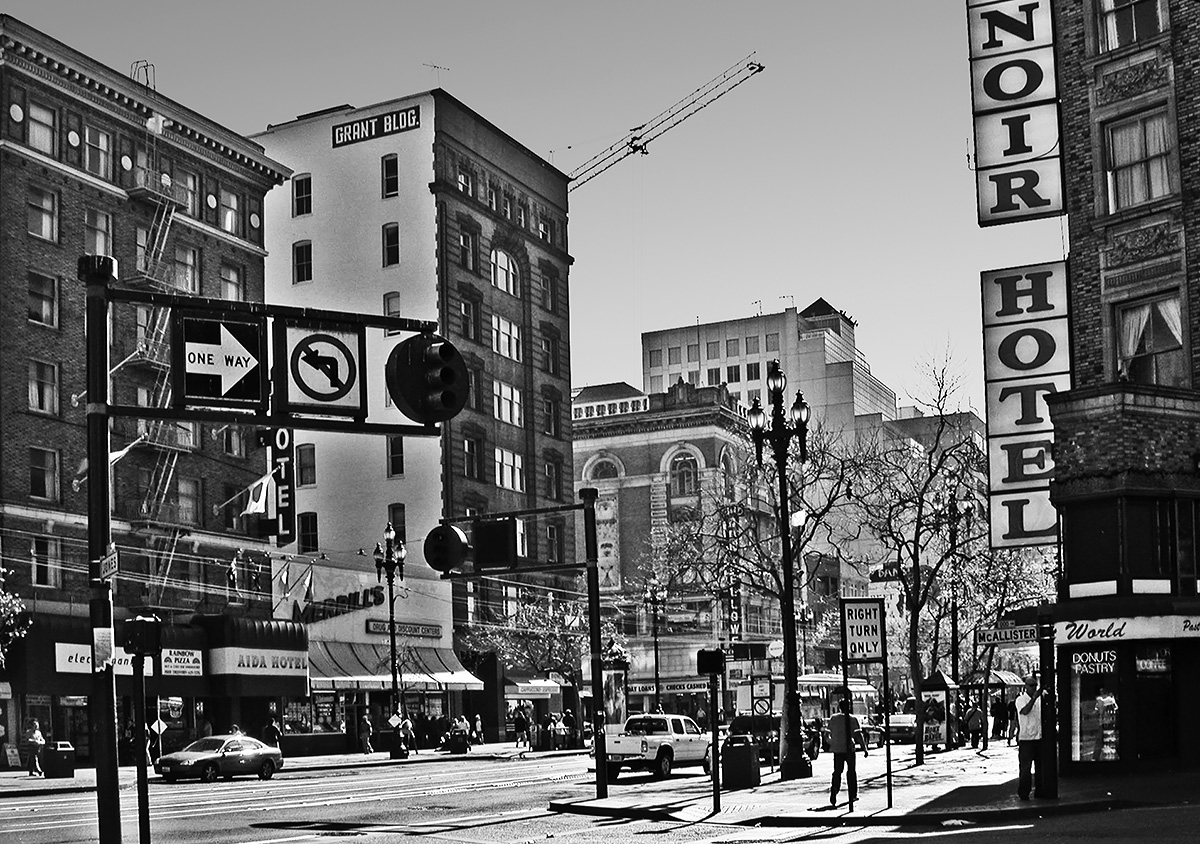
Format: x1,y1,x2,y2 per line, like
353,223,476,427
605,714,711,780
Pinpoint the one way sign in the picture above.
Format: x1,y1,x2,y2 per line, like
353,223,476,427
173,314,267,409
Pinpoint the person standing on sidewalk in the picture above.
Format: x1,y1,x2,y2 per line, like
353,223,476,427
827,699,868,807
965,702,985,749
24,719,45,776
1015,676,1044,800
359,715,374,754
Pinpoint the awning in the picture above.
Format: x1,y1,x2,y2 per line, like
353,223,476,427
960,669,1024,688
505,675,562,700
309,642,482,692
192,614,309,697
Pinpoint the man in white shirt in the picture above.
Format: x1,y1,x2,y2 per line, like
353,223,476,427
1015,676,1043,800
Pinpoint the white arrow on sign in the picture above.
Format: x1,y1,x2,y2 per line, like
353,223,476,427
185,325,258,395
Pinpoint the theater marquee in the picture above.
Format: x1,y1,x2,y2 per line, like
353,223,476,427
966,0,1064,226
981,260,1070,547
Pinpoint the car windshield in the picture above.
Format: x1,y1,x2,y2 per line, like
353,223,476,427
182,738,226,753
624,717,669,735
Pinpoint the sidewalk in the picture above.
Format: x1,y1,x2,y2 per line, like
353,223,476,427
550,740,1200,827
0,740,587,799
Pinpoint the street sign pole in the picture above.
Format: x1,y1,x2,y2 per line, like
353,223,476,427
81,255,121,844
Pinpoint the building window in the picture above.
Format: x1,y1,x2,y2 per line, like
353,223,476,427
223,427,246,457
1118,294,1185,386
649,349,663,368
177,477,200,524
219,189,242,236
1098,0,1163,52
457,169,473,195
545,461,562,500
706,340,720,359
27,187,57,241
495,447,525,491
31,536,61,588
298,512,319,554
747,388,761,405
538,219,550,241
766,332,780,352
388,503,407,542
746,336,760,355
668,346,682,365
491,249,520,296
85,208,112,256
293,241,313,284
726,338,740,357
174,246,199,293
517,204,527,228
465,436,483,480
1106,110,1171,213
220,263,243,301
28,102,55,156
293,174,312,216
502,194,513,219
590,459,619,480
670,452,699,497
28,360,58,415
387,435,404,476
746,361,761,381
460,230,476,271
28,272,58,327
687,370,699,384
180,171,199,217
706,367,720,386
539,275,557,312
84,126,112,179
491,314,522,361
543,397,561,437
297,443,317,486
687,343,700,363
546,524,562,562
460,298,480,341
726,365,741,383
649,374,663,392
382,223,400,266
493,380,524,427
30,447,59,501
540,336,560,375
381,154,399,198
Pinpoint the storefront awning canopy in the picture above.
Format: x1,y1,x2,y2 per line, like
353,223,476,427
308,642,482,692
504,675,562,700
960,669,1025,688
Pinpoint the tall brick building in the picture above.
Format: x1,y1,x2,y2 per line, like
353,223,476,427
0,16,297,761
1047,0,1200,771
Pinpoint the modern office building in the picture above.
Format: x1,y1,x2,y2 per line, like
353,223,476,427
0,16,299,763
254,90,574,743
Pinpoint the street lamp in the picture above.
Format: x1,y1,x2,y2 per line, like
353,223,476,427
643,578,667,712
747,359,810,781
373,522,408,759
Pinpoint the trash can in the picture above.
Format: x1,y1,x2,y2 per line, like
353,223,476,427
44,742,75,779
390,732,409,760
537,727,554,752
446,731,470,754
721,744,760,790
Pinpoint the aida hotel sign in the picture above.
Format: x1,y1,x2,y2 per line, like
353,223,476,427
966,0,1063,226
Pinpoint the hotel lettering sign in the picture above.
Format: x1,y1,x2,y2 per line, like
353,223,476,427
965,0,1064,226
332,106,421,148
981,260,1069,547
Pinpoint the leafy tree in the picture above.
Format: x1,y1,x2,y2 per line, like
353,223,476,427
0,586,30,670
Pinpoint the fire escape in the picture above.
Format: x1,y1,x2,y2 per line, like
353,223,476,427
123,60,195,605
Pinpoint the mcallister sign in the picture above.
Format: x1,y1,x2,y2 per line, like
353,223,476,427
332,106,421,148
965,0,1064,226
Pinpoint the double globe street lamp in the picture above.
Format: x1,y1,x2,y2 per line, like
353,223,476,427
374,522,408,758
747,359,810,781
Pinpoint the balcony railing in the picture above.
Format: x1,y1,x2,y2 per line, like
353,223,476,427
128,166,189,209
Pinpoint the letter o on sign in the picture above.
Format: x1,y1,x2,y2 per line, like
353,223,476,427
998,327,1056,371
983,58,1044,102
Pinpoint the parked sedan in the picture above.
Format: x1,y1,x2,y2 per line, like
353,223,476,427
154,734,283,783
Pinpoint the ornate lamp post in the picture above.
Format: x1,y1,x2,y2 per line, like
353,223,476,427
374,522,407,758
747,359,810,781
643,577,667,712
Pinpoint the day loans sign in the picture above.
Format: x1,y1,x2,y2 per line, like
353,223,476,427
966,0,1064,226
982,260,1069,547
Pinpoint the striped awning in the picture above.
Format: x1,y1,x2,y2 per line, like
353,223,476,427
308,641,482,691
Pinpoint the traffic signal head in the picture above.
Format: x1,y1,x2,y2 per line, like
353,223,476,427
424,524,469,574
121,615,162,656
473,518,518,570
386,333,470,424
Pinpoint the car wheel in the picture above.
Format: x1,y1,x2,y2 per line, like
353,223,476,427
258,760,276,780
606,763,621,781
200,763,220,784
654,751,672,779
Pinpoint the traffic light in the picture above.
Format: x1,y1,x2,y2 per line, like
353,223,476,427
121,615,162,657
386,333,470,424
424,524,469,574
473,518,518,570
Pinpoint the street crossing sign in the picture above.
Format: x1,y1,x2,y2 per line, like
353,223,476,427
977,624,1038,646
173,313,268,409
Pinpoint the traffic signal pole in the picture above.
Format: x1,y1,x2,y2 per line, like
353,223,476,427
580,488,608,799
81,256,122,844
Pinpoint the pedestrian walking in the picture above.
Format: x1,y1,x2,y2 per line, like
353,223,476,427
965,702,984,748
401,714,417,754
1015,676,1044,800
359,715,374,754
263,718,282,756
24,719,45,776
990,695,1006,739
473,714,484,744
827,699,868,808
513,707,529,747
1006,697,1018,745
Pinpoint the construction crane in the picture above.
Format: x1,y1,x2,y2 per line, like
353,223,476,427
567,53,764,192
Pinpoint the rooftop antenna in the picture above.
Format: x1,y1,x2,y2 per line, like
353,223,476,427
779,295,795,309
752,299,762,316
423,62,451,86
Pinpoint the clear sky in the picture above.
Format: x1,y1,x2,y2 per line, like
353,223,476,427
12,0,1068,413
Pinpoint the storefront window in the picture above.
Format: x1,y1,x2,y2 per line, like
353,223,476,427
1135,643,1174,759
283,693,344,734
1068,647,1120,762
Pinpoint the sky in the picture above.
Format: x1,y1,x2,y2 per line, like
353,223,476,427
12,0,1068,414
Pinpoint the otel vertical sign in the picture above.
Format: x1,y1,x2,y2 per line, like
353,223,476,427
965,0,1064,226
981,260,1069,547
271,429,296,548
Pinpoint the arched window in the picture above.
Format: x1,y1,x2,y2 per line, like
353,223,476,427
670,453,698,497
590,459,619,480
490,248,520,296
